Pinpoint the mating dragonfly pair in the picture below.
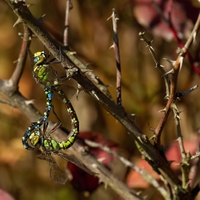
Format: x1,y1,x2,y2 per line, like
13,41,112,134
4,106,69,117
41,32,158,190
22,51,92,184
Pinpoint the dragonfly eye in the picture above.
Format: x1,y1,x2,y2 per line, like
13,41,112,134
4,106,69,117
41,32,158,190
34,56,39,63
29,131,40,146
34,51,47,64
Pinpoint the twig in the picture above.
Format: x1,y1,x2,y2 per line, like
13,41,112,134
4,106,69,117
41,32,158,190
171,104,190,191
139,12,200,149
65,51,113,100
0,22,33,114
1,23,32,97
176,85,198,98
85,139,171,200
0,23,40,121
11,24,31,87
0,84,142,200
183,13,200,54
5,0,182,188
139,32,171,147
191,152,200,160
63,0,72,48
152,1,200,75
62,2,112,99
108,9,122,106
5,1,194,197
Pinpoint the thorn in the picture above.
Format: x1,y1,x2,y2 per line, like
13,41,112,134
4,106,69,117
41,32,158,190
139,32,145,37
91,90,99,100
82,68,93,74
27,3,34,7
155,64,164,69
76,84,83,100
110,44,114,49
163,58,176,66
158,108,166,113
13,59,19,64
175,114,181,120
18,32,24,39
179,56,184,71
149,134,157,141
193,31,197,42
128,113,137,121
164,94,169,100
187,151,191,157
107,8,115,21
13,18,22,27
41,14,46,19
18,32,23,36
25,99,35,105
136,191,142,195
69,51,76,55
63,48,77,55
176,47,182,54
162,69,174,77
38,14,46,24
148,40,154,46
15,0,25,2
91,163,98,169
97,157,105,163
176,85,198,97
107,15,112,21
65,68,78,78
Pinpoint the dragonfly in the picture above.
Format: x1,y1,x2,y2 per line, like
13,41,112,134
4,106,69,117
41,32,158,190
22,51,79,150
29,122,94,184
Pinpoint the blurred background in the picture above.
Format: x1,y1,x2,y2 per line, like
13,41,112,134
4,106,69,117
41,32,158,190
0,0,199,199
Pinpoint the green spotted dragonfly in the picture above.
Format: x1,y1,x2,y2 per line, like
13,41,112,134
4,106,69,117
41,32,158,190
22,51,79,151
29,122,93,184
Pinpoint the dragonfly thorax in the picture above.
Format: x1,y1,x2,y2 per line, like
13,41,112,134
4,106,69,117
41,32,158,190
34,51,47,65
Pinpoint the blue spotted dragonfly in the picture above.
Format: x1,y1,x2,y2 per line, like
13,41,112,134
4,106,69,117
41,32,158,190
29,122,93,184
22,51,79,151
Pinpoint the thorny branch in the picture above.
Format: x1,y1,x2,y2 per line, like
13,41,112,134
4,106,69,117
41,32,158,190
0,2,142,199
171,104,190,191
62,2,112,99
63,0,72,48
152,0,200,76
139,33,171,147
3,2,183,191
108,9,122,106
85,139,171,200
139,12,200,198
1,0,200,199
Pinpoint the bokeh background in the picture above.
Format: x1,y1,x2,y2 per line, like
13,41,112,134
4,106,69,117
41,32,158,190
0,0,199,199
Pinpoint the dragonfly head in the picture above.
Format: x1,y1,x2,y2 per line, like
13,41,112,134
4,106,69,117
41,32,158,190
34,51,47,64
29,130,43,147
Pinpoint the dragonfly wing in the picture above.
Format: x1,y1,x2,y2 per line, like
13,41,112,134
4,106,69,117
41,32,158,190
37,153,68,185
37,153,51,162
49,162,68,185
57,152,95,176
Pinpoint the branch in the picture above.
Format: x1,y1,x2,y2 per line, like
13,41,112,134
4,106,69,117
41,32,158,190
63,0,72,48
85,139,170,200
108,8,122,106
4,0,183,192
